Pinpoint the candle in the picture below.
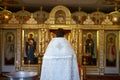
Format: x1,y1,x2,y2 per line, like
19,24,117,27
22,60,24,65
89,42,92,54
16,60,18,67
80,43,82,53
81,68,83,75
84,42,86,53
28,60,30,64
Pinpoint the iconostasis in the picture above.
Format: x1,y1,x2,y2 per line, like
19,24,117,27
0,5,120,75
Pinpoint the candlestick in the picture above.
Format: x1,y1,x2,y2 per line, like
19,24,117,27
28,60,30,71
80,68,83,80
16,60,19,71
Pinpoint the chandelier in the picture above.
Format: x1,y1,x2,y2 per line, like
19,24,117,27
109,3,120,23
0,6,12,23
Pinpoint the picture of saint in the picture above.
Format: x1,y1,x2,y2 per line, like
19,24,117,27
85,33,94,65
106,36,116,67
56,15,65,24
82,31,97,66
25,33,36,64
55,10,66,24
5,33,15,65
85,33,94,56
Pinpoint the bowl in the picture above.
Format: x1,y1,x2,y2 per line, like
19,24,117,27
5,71,38,80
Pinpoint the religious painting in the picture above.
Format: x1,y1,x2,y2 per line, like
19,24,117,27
55,10,66,24
23,30,38,65
104,0,120,5
0,0,18,4
3,30,16,65
33,10,49,24
82,30,97,66
72,12,87,24
105,32,117,67
15,9,31,24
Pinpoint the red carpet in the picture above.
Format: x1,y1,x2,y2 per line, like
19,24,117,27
85,75,120,80
0,73,120,80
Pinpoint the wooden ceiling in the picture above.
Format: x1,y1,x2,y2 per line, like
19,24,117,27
0,0,120,13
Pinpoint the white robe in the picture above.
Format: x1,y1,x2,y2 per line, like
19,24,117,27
40,38,80,80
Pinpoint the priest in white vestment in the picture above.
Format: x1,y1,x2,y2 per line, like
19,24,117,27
40,28,80,80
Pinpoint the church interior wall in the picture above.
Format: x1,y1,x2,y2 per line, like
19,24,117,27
0,5,120,76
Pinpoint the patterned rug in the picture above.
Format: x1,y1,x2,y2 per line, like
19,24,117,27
86,75,120,80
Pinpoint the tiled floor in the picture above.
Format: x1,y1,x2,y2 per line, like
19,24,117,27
0,73,120,80
0,73,40,80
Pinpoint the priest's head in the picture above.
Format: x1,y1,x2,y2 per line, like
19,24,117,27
56,28,65,37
